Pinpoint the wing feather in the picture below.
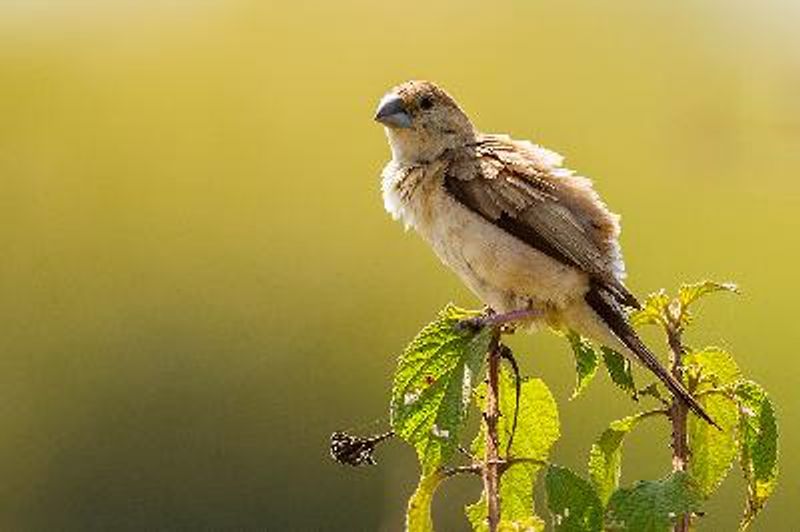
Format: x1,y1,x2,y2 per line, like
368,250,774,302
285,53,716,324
446,134,639,309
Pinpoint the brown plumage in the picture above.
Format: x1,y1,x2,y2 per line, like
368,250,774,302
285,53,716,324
375,80,714,426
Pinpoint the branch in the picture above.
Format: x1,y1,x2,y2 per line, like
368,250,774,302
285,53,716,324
499,345,521,456
499,456,548,474
667,322,691,532
483,333,502,532
443,464,482,477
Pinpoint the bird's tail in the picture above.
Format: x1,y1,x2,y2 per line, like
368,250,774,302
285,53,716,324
584,283,718,429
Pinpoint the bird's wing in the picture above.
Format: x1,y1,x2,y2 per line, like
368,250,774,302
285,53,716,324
445,134,639,308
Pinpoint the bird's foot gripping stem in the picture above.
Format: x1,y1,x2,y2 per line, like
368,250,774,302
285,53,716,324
458,307,541,333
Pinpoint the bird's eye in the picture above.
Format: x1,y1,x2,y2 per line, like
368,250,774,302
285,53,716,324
419,96,434,110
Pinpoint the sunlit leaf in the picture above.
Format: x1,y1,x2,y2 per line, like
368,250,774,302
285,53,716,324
498,517,547,531
545,465,603,532
629,290,669,328
464,494,545,532
605,472,702,532
465,498,486,531
587,412,658,505
688,393,739,497
467,368,560,530
636,383,666,404
678,281,738,327
683,346,741,391
390,304,492,473
735,381,779,530
465,496,546,532
406,471,444,532
682,346,741,497
567,332,599,399
601,348,636,396
678,280,739,309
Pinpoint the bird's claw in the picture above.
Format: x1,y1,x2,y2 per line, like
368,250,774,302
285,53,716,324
457,315,488,332
457,307,539,333
457,307,495,332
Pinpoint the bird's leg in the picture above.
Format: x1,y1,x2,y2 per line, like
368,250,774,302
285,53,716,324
459,307,541,333
498,345,521,456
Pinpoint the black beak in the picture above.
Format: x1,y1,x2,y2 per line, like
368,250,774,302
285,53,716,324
374,93,412,129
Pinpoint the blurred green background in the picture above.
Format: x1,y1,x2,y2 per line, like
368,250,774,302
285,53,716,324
0,1,797,530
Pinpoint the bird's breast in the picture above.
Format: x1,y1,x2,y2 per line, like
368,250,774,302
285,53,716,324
408,181,590,314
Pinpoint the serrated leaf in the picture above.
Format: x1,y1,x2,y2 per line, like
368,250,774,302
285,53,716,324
390,304,492,473
601,348,636,395
465,497,485,530
470,368,561,467
466,496,546,532
499,517,546,531
688,393,739,497
683,346,741,391
629,290,669,328
406,471,444,532
678,280,738,309
735,381,779,530
636,382,666,404
678,281,738,327
588,412,655,505
466,497,546,532
545,465,603,532
605,472,702,532
467,368,560,530
682,347,740,497
567,332,599,399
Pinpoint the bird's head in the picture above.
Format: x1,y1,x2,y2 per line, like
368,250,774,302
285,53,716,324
375,80,475,165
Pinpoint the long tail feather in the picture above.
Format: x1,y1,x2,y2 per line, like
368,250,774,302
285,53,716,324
585,283,718,428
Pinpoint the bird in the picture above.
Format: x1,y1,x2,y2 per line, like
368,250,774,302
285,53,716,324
374,79,714,426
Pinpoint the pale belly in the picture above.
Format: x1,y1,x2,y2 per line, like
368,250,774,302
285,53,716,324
409,184,590,316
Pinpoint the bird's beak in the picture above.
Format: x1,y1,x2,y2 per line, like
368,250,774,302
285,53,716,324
374,93,412,129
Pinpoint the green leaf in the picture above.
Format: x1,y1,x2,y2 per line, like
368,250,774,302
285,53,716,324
467,368,560,530
688,392,739,497
545,465,603,532
682,347,740,497
465,497,546,532
683,346,741,391
601,348,636,395
498,517,546,531
587,412,657,505
677,281,738,327
629,290,669,328
678,280,738,309
470,367,561,465
631,281,738,330
605,472,702,532
406,471,444,532
464,494,545,532
735,381,779,530
390,304,492,473
567,332,599,399
636,383,666,404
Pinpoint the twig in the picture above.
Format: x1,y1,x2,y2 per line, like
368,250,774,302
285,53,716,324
667,322,691,532
483,333,502,532
443,464,482,477
457,445,475,460
499,345,521,456
499,456,548,474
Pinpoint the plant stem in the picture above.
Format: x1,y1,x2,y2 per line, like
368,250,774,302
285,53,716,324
667,324,691,532
483,334,502,532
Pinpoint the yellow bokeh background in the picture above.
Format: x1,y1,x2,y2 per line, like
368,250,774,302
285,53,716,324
0,1,797,529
